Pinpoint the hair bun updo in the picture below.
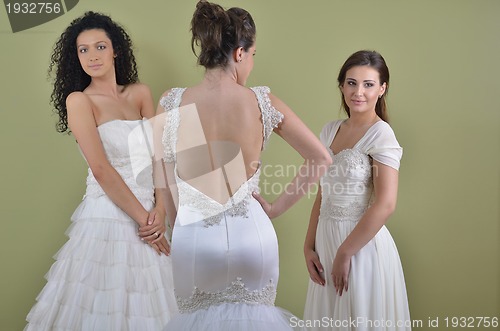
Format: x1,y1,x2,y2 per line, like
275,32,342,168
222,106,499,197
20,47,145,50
191,0,256,69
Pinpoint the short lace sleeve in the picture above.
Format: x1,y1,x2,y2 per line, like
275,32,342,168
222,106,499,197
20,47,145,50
362,121,403,170
250,86,284,149
159,88,186,163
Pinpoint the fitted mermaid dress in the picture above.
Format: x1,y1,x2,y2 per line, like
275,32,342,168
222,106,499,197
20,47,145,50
25,119,177,331
303,120,411,331
160,87,304,331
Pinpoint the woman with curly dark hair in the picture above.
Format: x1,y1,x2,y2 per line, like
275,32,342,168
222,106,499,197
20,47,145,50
24,11,177,330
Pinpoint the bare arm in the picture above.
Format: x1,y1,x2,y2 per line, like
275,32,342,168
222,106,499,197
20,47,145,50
66,92,149,226
304,189,325,285
153,161,178,231
253,93,332,218
129,84,171,254
332,160,399,295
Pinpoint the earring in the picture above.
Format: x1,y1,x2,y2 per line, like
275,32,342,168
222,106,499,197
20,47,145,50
378,95,383,99
238,59,242,63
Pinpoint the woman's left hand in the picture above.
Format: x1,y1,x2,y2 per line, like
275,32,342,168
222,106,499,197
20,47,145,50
138,208,166,244
331,251,351,296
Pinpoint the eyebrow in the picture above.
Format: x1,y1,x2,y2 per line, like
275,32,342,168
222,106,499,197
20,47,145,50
346,78,377,83
77,40,109,47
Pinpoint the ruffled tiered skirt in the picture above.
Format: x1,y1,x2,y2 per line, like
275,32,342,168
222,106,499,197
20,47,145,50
25,195,177,331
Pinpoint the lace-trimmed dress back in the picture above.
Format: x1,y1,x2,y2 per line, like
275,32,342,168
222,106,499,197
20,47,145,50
304,119,411,331
160,87,304,331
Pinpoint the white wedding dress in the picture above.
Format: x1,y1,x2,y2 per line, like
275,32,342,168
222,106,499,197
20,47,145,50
303,120,411,331
160,87,304,330
25,119,177,331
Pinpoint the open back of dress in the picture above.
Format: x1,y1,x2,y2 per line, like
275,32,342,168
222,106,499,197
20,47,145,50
160,87,304,330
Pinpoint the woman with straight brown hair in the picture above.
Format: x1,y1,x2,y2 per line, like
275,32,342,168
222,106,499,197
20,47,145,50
303,50,411,330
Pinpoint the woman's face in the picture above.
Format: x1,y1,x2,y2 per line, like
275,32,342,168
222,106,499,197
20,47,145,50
340,65,386,116
76,29,116,79
236,43,256,86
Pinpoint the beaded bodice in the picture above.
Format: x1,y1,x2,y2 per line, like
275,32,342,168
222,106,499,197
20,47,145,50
83,119,154,202
319,148,373,222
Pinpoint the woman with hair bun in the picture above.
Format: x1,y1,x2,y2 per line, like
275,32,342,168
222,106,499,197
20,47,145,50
24,11,177,330
157,1,331,330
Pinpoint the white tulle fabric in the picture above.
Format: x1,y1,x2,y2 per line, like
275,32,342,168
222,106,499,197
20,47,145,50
160,87,304,331
303,120,411,331
24,120,177,331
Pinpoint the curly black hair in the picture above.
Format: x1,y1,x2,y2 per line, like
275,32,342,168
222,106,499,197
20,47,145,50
48,11,138,133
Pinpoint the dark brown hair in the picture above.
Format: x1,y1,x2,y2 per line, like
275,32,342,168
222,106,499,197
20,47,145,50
191,0,256,69
337,50,390,122
49,11,138,133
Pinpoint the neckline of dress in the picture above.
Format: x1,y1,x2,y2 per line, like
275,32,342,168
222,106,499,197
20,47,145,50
329,119,383,156
97,118,143,129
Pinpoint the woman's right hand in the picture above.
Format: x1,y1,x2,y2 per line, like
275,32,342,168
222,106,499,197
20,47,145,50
305,248,325,286
252,192,278,219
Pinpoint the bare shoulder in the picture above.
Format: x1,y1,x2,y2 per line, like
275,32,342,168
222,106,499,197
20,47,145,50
66,91,91,109
128,82,152,96
65,92,96,130
126,83,153,103
66,91,93,119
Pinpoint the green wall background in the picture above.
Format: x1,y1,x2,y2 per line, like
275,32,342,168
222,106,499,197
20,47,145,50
1,1,498,330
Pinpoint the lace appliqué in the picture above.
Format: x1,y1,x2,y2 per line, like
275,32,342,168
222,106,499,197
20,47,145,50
177,169,261,227
159,88,186,112
320,199,368,222
251,86,284,149
329,149,373,187
160,88,186,163
161,108,180,163
176,277,276,314
320,149,374,221
332,149,371,170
